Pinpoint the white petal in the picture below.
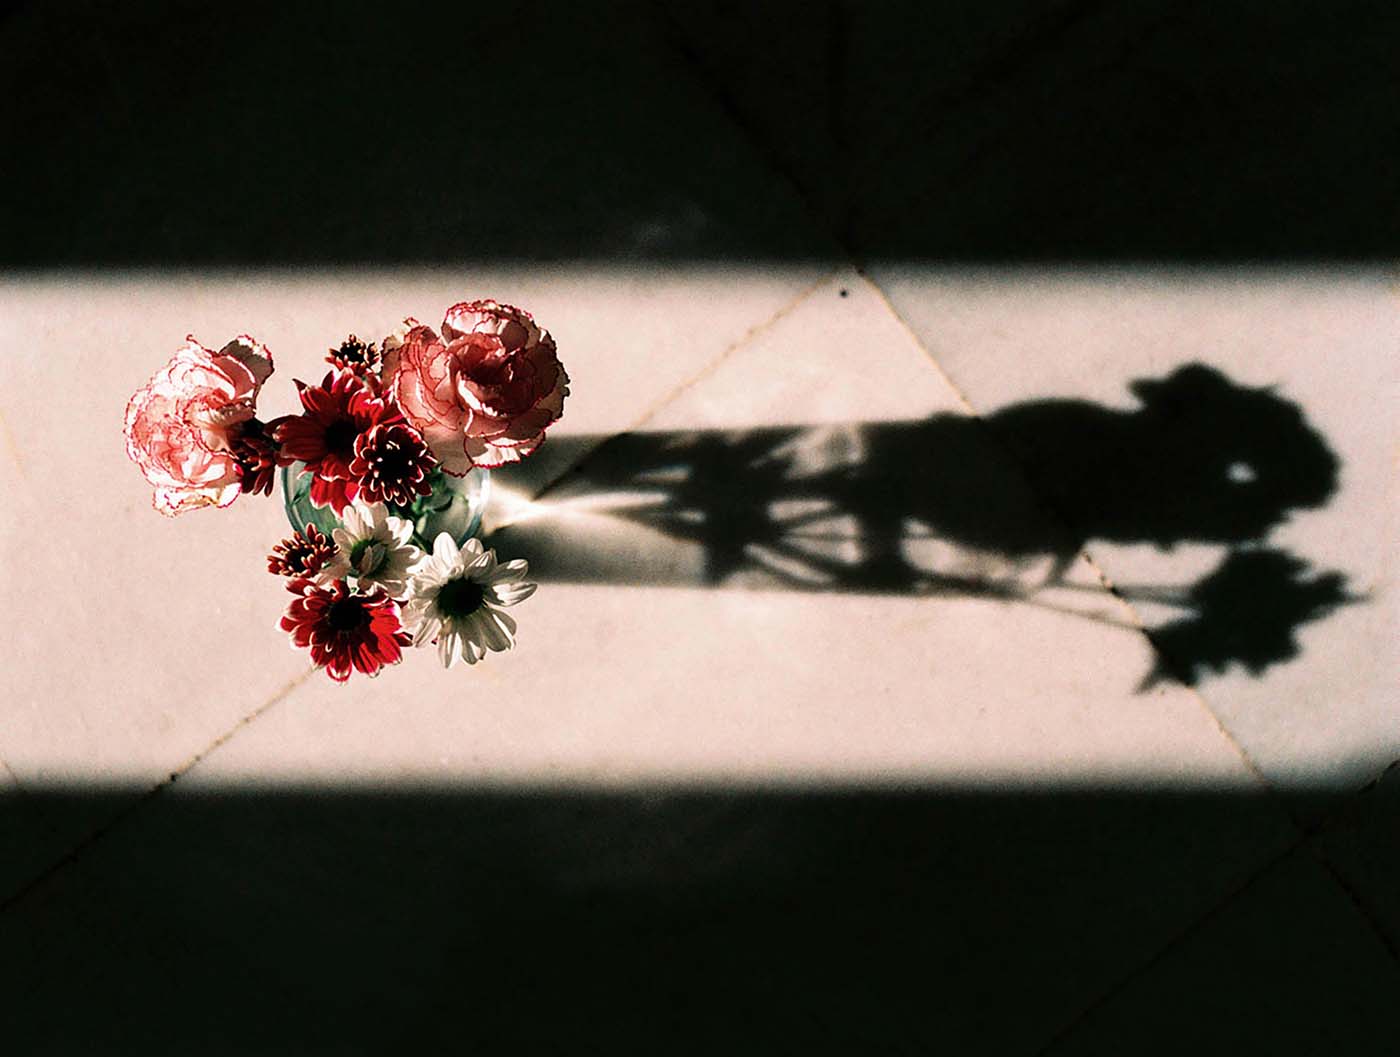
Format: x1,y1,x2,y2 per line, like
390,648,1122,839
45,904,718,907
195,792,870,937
466,610,499,652
417,557,449,584
437,629,458,668
488,580,537,606
461,635,485,665
432,532,459,564
387,515,414,546
466,609,504,653
405,580,441,611
323,553,351,580
486,559,530,583
454,613,486,657
413,614,442,647
342,504,371,537
482,608,517,651
380,549,415,584
452,618,486,666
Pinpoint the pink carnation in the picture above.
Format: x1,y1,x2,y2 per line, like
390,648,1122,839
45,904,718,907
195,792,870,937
386,300,568,474
123,336,274,515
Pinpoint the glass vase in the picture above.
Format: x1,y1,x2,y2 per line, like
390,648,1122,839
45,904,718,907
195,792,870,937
280,462,491,548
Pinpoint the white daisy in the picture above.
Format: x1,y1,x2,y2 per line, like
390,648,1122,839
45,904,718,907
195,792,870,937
324,501,423,597
402,533,537,668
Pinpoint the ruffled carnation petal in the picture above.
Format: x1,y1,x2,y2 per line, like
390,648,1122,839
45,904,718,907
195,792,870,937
387,301,566,478
217,335,274,390
461,433,545,469
124,335,273,516
442,300,543,349
154,479,241,515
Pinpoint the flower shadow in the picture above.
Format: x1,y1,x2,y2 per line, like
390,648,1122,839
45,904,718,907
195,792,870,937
493,363,1355,689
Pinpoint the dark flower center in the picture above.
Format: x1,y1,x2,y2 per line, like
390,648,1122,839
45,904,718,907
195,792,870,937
288,546,316,574
324,417,360,458
332,335,380,372
268,526,335,579
368,440,412,476
326,597,368,632
436,577,485,618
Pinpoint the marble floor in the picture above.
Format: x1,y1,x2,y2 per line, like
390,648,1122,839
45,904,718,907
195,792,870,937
1,2,1397,1053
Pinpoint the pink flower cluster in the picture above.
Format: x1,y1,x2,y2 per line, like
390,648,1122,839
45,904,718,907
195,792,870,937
123,301,568,516
123,300,564,682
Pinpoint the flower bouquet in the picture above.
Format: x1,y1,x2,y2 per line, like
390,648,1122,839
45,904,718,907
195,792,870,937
123,300,568,682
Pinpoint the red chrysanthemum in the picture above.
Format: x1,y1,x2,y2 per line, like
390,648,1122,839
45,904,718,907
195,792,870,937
273,370,395,514
267,524,337,578
350,421,437,508
231,418,280,496
280,578,411,682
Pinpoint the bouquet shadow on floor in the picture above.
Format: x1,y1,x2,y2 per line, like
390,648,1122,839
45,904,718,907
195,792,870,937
495,363,1354,690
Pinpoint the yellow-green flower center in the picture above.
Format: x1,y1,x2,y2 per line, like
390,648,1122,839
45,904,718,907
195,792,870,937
349,538,388,576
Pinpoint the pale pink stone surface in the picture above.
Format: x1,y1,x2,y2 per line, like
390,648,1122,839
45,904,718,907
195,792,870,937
6,266,1388,798
871,266,1400,788
184,272,1267,791
0,265,825,896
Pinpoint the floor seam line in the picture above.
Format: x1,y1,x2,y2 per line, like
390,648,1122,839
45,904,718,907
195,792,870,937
1,755,23,793
617,271,837,435
1304,840,1400,967
1303,760,1400,965
649,0,856,262
0,665,316,916
1032,834,1307,1054
858,270,984,417
857,2,1183,252
518,270,838,508
860,267,1283,801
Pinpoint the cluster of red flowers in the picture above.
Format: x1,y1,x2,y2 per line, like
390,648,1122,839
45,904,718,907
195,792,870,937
124,301,567,682
272,361,436,515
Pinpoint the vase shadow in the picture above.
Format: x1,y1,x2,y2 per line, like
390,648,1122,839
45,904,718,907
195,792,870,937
492,363,1355,688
